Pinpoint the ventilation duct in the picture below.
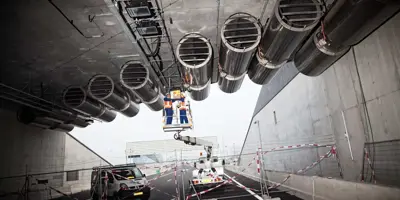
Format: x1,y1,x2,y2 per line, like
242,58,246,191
218,13,261,93
63,86,117,122
50,110,92,128
120,61,164,111
295,0,400,76
125,88,142,104
248,0,323,85
88,75,140,117
17,107,74,132
218,72,247,94
189,79,211,101
176,33,213,101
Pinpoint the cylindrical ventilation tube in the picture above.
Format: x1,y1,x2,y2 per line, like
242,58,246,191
247,52,281,86
122,85,142,104
219,12,261,93
63,86,117,122
248,0,323,85
295,0,400,76
218,72,247,94
87,75,140,117
176,33,213,101
50,110,92,128
294,29,350,76
120,61,164,111
17,108,75,132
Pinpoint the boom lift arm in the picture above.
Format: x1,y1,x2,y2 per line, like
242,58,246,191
174,133,213,161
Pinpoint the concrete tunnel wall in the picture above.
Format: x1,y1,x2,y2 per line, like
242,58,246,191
0,108,111,200
238,12,400,189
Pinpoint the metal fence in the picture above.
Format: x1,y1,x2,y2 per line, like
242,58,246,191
362,139,400,188
0,169,92,200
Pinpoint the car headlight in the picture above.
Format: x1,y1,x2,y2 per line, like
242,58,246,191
120,183,129,191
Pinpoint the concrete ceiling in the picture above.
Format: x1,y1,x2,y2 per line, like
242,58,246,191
1,0,275,102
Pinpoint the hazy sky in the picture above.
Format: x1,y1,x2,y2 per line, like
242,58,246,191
71,77,261,164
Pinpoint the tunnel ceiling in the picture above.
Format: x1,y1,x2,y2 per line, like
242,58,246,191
1,0,273,97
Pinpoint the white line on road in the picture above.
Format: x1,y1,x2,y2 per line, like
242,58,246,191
167,179,172,182
157,171,175,179
224,173,263,200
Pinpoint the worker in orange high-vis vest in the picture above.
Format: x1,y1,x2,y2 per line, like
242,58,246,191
178,95,189,124
164,93,173,124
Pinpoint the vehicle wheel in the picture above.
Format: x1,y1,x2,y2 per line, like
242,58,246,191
91,193,98,200
140,196,150,200
112,194,121,200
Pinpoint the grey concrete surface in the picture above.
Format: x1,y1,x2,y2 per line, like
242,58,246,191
240,12,400,186
226,165,400,200
1,0,273,92
0,109,111,200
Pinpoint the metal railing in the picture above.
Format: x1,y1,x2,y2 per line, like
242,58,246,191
362,139,400,187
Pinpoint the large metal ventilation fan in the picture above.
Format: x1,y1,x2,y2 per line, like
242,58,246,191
176,33,213,101
248,0,323,85
120,61,164,111
295,0,400,76
87,75,140,117
63,86,117,122
218,13,261,93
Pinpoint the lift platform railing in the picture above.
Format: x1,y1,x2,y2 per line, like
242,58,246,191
162,105,193,132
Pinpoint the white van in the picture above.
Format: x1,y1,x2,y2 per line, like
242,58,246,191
90,165,150,200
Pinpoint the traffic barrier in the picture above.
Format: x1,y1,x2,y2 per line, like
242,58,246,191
185,176,235,200
256,148,261,174
174,164,179,200
245,143,333,169
147,167,174,182
263,143,333,154
234,184,261,192
332,146,344,179
244,154,258,171
268,146,335,189
362,148,376,183
183,144,335,194
139,163,175,170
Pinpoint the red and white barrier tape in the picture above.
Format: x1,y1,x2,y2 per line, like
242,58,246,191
264,143,333,154
147,167,174,182
240,154,258,172
256,148,261,174
185,177,235,200
234,184,261,192
140,163,175,170
174,165,179,200
245,143,332,170
362,148,376,183
268,147,335,189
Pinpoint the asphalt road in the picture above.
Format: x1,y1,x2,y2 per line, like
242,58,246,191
59,164,301,200
148,164,275,200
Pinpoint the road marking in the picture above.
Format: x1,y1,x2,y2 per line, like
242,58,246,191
224,173,263,200
158,171,174,178
167,179,172,182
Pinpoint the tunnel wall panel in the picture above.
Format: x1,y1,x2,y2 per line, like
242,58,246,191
0,109,111,200
239,13,400,186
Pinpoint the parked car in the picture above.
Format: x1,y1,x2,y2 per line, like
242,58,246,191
90,164,150,200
